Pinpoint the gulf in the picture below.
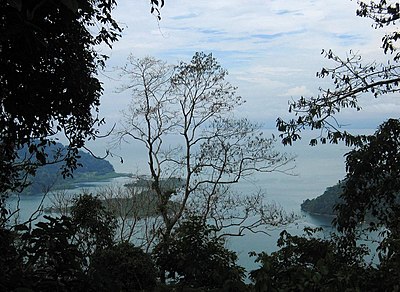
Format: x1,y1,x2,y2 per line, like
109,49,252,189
5,129,370,273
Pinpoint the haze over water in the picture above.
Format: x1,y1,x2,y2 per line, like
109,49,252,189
9,128,376,273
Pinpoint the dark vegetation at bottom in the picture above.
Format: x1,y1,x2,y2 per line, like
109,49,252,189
1,193,400,292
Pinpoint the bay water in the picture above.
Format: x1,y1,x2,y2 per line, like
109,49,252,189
6,129,362,273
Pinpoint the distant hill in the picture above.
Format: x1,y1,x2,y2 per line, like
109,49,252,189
300,181,345,216
18,142,127,195
301,180,393,224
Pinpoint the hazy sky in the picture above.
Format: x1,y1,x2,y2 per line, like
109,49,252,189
96,0,398,133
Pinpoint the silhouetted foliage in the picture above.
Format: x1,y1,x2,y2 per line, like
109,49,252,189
275,2,400,289
0,0,121,197
250,228,372,292
332,119,400,288
335,119,400,234
90,241,157,291
0,193,118,291
18,215,88,291
0,227,22,291
277,1,400,147
70,193,116,264
150,0,164,20
154,216,246,290
357,0,400,61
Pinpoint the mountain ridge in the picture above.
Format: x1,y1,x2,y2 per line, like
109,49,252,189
19,142,127,195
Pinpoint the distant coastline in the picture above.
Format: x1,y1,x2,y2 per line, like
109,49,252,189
304,211,336,218
300,181,344,216
46,172,131,192
17,142,132,196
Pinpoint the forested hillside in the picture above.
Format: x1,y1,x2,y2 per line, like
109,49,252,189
301,182,344,216
19,142,121,195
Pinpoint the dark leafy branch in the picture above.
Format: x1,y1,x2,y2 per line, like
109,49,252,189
357,0,400,60
277,49,400,147
150,0,165,20
277,0,400,147
0,0,122,197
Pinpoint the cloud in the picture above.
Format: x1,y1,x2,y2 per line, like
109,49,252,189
274,9,303,16
251,29,306,42
99,0,390,130
281,85,313,97
170,13,199,20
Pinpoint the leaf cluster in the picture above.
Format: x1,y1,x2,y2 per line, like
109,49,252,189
249,228,371,292
153,216,246,290
357,0,400,60
150,0,165,20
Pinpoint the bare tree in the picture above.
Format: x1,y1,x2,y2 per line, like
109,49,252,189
48,190,76,216
115,52,295,251
97,183,162,252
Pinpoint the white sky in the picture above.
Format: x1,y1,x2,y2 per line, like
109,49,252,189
88,0,399,169
96,0,398,129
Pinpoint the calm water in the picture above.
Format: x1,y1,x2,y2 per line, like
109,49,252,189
6,129,361,272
